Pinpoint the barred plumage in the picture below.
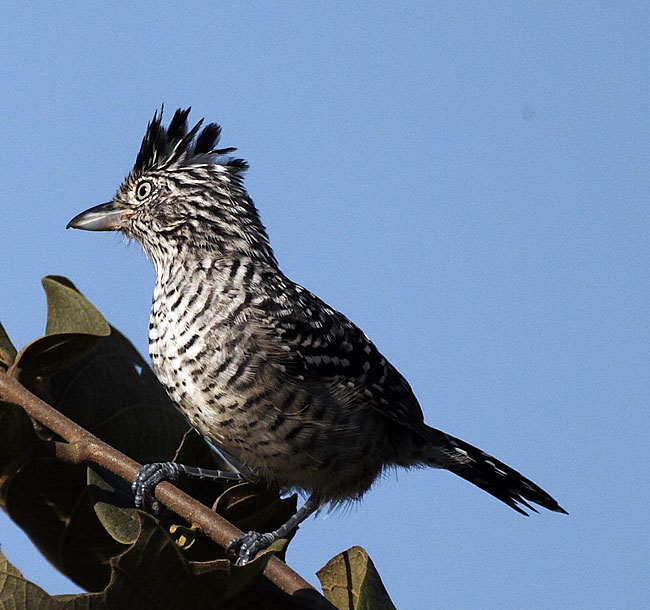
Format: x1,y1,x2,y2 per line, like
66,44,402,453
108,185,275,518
68,107,566,564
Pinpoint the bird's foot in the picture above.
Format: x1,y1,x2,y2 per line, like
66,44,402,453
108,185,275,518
132,462,182,513
227,531,278,566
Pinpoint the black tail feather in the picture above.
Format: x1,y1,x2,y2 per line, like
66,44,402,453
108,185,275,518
424,427,567,516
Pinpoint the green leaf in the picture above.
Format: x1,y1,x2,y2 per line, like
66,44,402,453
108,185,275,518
0,545,56,608
0,321,17,370
317,546,397,610
42,276,109,336
0,545,22,578
11,277,110,379
88,466,142,545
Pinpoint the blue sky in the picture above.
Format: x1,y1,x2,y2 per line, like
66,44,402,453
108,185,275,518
1,3,648,608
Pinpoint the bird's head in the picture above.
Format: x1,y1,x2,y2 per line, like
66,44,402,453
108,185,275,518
67,107,276,268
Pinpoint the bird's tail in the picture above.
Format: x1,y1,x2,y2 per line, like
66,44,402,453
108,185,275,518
422,426,567,515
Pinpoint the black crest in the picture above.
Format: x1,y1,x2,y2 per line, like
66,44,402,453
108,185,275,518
133,107,246,173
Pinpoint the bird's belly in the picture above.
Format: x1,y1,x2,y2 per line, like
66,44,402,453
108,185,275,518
151,344,386,501
148,306,391,502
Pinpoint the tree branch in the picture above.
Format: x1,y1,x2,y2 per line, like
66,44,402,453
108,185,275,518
0,372,335,609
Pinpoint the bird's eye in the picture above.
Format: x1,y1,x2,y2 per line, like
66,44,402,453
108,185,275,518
135,181,153,201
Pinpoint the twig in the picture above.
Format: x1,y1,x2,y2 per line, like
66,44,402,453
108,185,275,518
0,373,335,609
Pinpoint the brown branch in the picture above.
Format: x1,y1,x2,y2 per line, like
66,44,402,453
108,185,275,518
0,373,335,610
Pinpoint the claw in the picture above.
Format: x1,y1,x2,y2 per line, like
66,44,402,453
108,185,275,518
132,462,181,511
228,531,277,565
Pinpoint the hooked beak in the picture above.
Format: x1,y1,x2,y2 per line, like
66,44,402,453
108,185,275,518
66,201,126,231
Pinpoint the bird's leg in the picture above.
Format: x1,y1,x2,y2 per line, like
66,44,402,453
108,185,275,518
132,462,245,511
227,494,320,565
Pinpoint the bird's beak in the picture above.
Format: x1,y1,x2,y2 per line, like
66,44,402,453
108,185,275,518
66,201,125,231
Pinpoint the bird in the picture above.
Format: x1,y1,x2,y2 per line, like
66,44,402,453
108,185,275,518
67,107,567,565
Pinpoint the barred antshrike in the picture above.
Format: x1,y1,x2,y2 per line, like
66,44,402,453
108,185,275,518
68,108,566,565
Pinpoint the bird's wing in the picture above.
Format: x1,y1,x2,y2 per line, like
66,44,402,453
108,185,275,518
254,281,426,433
